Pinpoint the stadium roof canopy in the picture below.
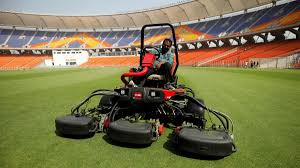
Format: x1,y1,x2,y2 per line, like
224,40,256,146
0,0,277,29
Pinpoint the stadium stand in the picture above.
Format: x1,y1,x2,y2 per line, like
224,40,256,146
0,1,299,49
0,0,299,70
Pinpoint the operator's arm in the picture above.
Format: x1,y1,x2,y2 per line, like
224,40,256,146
171,56,176,75
155,61,164,69
153,57,160,69
150,49,161,69
155,52,174,69
166,52,174,66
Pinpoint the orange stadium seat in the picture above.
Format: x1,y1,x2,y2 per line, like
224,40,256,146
0,56,15,67
0,55,51,70
179,47,232,66
205,40,300,66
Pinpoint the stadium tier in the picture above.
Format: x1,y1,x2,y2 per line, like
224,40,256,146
1,39,299,69
81,39,300,68
172,39,300,66
0,1,299,49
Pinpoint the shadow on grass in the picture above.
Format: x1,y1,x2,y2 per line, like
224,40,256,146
163,132,224,160
102,134,151,149
55,130,95,139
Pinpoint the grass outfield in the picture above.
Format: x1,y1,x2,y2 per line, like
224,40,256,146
0,67,299,168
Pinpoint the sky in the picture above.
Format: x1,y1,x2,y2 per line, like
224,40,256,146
0,0,184,15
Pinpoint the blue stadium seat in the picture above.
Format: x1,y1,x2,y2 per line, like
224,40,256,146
69,41,82,48
7,30,35,48
30,31,48,45
0,29,13,44
208,15,243,36
250,1,299,29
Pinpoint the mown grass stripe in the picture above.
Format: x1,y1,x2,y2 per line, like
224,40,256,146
0,67,299,168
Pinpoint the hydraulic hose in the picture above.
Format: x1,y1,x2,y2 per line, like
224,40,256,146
71,90,119,114
170,94,232,132
91,89,117,94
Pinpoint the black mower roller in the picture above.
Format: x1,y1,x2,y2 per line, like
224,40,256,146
55,115,97,136
176,128,235,157
107,119,153,145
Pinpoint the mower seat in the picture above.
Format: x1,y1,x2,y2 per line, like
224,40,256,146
147,74,165,81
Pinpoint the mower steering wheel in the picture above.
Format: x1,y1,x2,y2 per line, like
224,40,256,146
142,47,161,60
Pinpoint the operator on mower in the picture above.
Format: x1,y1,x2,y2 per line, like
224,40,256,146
129,38,175,88
151,38,175,83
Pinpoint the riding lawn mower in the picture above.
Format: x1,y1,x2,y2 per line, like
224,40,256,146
55,23,237,158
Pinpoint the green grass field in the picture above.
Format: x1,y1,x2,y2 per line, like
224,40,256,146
0,67,299,168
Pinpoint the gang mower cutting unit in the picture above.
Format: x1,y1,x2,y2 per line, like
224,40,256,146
55,23,237,158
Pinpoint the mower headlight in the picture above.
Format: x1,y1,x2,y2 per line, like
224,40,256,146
150,91,156,97
121,89,125,95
